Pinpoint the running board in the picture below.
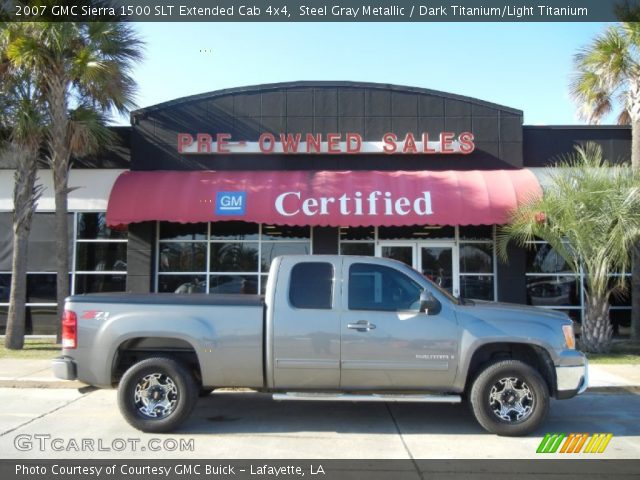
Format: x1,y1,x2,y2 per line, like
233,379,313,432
272,392,462,403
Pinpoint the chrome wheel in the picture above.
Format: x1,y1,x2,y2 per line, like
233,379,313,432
488,377,534,423
133,373,178,419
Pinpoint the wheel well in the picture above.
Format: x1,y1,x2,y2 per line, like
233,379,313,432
465,343,556,396
112,337,202,387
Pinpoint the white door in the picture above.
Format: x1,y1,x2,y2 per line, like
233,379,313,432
377,241,459,297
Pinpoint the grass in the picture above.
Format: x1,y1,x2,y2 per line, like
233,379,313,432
583,340,640,364
0,337,61,359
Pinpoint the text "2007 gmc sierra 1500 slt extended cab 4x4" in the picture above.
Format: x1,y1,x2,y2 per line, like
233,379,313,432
53,255,587,436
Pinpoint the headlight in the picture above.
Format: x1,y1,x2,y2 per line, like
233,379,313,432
562,324,575,349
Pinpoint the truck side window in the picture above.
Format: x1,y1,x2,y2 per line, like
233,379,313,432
289,262,334,309
349,263,422,311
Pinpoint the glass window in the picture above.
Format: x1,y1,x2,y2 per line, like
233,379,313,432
28,213,74,271
209,275,258,294
27,274,57,303
289,262,333,309
460,244,493,273
210,222,259,240
526,244,572,274
340,243,374,256
157,222,311,295
460,275,494,301
159,222,207,241
74,274,126,294
0,213,12,271
0,274,10,302
159,243,206,272
210,242,259,272
0,306,6,334
76,243,127,271
158,275,206,294
526,275,580,307
349,263,422,311
608,276,631,307
261,242,310,270
77,212,127,239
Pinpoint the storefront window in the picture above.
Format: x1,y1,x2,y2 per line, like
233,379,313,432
73,213,128,295
157,222,311,294
0,212,128,335
459,226,495,301
339,227,375,256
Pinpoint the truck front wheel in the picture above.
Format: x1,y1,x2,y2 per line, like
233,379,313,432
117,357,198,433
470,359,549,436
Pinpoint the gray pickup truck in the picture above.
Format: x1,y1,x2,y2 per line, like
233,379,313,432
53,255,587,436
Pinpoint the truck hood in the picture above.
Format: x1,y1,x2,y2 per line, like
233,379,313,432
458,299,572,326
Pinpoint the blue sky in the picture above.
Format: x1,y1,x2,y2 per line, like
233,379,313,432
121,22,612,126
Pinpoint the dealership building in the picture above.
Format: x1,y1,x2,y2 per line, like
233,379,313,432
0,81,632,334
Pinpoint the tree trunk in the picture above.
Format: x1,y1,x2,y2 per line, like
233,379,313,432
47,76,71,342
5,149,40,350
581,293,613,353
632,119,640,341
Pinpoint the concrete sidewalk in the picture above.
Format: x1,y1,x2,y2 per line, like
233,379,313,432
0,358,638,391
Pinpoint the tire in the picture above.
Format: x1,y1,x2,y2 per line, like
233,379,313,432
117,357,198,433
469,359,549,436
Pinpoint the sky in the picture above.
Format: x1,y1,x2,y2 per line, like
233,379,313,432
118,21,612,126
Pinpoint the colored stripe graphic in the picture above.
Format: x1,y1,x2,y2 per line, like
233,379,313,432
536,433,565,453
537,433,613,454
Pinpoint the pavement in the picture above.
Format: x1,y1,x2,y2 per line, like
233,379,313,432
0,358,638,391
0,358,638,460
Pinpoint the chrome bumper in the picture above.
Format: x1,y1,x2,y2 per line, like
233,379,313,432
555,358,588,399
52,356,77,381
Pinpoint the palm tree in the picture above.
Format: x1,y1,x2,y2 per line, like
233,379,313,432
1,25,46,349
497,143,640,353
570,22,640,341
5,17,143,328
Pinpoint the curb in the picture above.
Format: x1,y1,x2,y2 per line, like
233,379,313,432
586,386,640,394
0,380,88,389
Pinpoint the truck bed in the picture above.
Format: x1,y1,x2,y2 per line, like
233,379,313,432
68,293,265,306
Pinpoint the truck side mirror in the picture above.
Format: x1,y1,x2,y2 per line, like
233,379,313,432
419,290,441,315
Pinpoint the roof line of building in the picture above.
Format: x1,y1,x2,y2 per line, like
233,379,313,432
130,80,524,121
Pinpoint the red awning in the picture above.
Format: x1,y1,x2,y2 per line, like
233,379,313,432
106,170,541,227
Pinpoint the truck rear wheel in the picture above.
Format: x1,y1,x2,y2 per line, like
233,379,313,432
117,357,198,433
470,359,549,436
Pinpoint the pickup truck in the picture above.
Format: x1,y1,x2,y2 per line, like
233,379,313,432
53,255,587,436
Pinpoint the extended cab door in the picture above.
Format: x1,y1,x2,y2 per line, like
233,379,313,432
340,257,459,390
270,257,342,389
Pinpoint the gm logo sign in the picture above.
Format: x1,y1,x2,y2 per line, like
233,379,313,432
215,191,246,215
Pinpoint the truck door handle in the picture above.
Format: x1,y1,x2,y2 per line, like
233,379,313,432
347,320,376,332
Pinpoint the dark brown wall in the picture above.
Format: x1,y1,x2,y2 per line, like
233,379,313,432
523,125,631,166
130,82,524,171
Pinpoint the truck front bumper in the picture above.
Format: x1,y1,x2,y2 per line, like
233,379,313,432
52,356,77,381
555,358,588,399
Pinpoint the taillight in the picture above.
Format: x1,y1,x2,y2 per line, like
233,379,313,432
61,310,77,349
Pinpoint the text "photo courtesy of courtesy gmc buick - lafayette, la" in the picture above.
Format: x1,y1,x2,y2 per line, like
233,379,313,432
53,255,587,436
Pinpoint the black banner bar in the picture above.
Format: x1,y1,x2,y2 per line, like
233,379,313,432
2,460,640,480
2,0,640,22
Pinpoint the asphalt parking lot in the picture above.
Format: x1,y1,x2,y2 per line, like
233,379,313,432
0,388,638,459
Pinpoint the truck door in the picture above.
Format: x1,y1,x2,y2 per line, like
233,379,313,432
340,257,459,390
271,257,342,389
